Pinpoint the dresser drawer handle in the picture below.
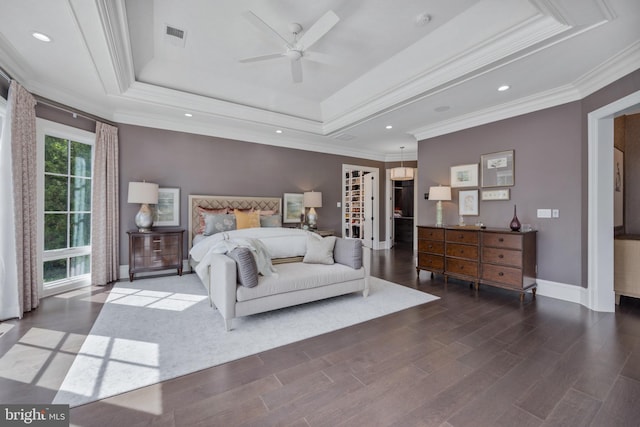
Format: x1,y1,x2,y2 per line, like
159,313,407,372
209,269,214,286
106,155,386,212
153,249,162,253
498,254,504,259
428,244,433,249
153,239,162,243
459,234,464,239
460,265,464,270
498,272,504,276
498,238,504,242
459,250,464,255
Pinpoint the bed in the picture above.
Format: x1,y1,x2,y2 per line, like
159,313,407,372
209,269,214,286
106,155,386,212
187,194,369,330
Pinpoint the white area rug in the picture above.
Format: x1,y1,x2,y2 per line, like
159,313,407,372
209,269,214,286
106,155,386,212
53,274,438,407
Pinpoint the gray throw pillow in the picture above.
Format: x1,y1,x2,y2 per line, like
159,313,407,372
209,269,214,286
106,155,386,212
333,237,363,269
226,247,259,288
203,213,237,236
303,236,336,265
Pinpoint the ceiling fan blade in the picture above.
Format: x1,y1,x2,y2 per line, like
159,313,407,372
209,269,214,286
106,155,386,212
297,10,339,50
303,50,337,66
291,59,302,83
243,11,291,48
239,53,283,63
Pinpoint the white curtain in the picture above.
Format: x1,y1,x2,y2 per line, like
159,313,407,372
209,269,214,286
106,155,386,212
0,85,20,320
91,122,119,285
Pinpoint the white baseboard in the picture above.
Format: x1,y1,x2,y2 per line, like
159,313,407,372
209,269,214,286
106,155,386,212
535,278,588,307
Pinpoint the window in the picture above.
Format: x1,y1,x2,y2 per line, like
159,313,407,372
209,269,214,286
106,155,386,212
37,120,95,294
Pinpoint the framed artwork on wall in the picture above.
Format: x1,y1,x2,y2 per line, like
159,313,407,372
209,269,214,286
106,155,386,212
153,187,180,226
481,150,514,187
283,193,304,223
450,163,479,188
481,188,510,201
614,147,624,227
459,189,479,216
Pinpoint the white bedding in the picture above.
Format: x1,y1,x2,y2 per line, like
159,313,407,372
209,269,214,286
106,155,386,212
190,227,318,285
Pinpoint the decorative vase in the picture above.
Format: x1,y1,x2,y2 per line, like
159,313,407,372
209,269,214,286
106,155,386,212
510,205,521,231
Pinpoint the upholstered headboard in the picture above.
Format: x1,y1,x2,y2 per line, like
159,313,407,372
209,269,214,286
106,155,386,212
188,195,282,249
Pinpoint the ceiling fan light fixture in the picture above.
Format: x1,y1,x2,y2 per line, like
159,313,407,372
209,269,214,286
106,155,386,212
285,49,303,60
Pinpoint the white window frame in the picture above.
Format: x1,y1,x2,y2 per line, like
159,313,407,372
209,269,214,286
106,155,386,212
36,119,95,297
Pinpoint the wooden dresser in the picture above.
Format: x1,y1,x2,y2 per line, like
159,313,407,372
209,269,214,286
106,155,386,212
417,226,537,300
127,228,184,281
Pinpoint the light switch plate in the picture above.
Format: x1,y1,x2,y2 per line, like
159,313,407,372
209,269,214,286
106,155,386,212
537,209,552,218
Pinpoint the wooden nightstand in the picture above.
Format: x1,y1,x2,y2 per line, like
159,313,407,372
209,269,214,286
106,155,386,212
127,228,184,281
312,229,335,237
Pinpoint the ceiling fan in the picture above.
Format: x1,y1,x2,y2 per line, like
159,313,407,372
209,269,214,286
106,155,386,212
239,10,340,83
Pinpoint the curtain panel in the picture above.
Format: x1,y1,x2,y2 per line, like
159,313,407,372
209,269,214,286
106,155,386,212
9,81,38,317
0,84,20,320
91,122,119,285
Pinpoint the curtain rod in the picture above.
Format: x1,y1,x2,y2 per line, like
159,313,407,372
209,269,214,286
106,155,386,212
35,95,117,127
0,68,10,83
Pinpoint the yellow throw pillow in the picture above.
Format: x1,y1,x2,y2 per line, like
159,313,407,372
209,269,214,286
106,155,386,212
235,209,261,229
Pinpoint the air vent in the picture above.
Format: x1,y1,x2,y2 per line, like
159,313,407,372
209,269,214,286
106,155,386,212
164,24,187,47
334,133,356,141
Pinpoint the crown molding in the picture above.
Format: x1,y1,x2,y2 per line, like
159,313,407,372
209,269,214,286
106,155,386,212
93,0,135,93
320,9,568,134
411,40,640,141
411,84,581,141
573,41,640,98
122,82,324,134
113,109,387,162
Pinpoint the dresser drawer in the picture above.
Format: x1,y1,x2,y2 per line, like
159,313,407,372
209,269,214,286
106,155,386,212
483,233,522,250
446,258,478,277
418,253,444,271
482,247,522,268
446,243,478,260
445,229,479,245
418,227,444,240
418,239,444,255
132,235,180,256
482,263,522,288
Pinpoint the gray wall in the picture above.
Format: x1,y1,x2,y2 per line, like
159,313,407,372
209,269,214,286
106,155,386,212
624,114,640,233
118,124,386,262
417,102,583,287
418,68,640,289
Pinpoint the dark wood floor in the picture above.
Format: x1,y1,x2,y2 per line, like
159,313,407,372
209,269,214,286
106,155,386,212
2,243,640,426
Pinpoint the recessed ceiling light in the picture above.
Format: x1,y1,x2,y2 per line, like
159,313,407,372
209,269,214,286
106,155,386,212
32,32,51,42
498,85,510,92
275,129,283,134
385,125,393,130
184,113,193,117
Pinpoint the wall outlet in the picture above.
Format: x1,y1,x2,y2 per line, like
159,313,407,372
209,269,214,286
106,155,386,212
337,202,341,208
552,209,559,218
537,209,552,218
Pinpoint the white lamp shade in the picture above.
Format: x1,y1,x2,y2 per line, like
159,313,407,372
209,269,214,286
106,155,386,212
128,182,159,204
390,166,414,181
303,191,322,208
428,186,451,201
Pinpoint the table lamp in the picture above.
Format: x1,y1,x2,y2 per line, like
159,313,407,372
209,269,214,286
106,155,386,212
304,191,322,229
128,181,159,231
429,185,451,227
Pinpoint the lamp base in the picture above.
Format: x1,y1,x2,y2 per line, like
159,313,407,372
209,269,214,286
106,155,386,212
435,200,444,227
307,207,318,229
135,203,154,232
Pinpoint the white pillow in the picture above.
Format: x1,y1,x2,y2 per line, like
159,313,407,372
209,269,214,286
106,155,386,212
260,235,308,258
303,236,337,265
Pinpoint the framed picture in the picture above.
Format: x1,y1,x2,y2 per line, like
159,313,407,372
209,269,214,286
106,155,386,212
614,147,624,227
481,150,514,187
153,187,180,226
283,193,304,223
459,190,479,216
481,188,510,201
450,163,479,188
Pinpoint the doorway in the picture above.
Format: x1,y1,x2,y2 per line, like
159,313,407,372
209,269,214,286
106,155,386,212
342,164,379,249
589,89,640,312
